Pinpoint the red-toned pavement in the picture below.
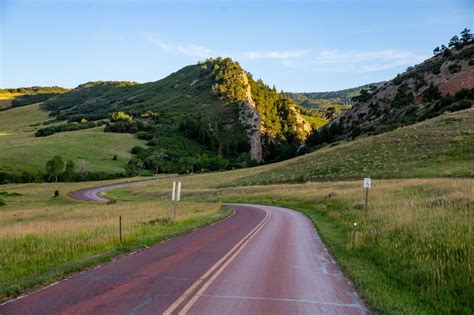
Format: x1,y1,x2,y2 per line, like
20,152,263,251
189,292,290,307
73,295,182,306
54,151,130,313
1,203,369,315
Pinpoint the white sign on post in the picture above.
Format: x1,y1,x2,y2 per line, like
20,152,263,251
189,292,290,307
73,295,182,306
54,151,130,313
172,181,182,201
363,178,371,188
172,181,182,221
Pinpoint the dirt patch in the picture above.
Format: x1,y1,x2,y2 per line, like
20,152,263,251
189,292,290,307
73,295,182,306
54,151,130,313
439,68,474,95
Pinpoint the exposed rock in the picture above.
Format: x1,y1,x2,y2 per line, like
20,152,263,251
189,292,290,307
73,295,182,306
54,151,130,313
239,72,263,162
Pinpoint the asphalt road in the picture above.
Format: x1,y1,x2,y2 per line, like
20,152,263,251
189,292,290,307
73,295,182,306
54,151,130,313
70,178,162,202
1,183,368,314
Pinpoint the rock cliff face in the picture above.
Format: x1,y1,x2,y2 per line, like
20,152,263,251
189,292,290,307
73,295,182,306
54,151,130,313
327,44,474,138
238,72,263,162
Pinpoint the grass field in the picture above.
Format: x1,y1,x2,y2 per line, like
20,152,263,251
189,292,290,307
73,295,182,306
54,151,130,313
235,108,474,185
108,176,474,314
0,107,472,312
0,104,146,175
0,177,230,300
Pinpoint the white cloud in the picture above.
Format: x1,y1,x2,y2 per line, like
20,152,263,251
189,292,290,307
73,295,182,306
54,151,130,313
242,50,308,60
305,49,428,72
144,34,427,73
145,35,213,58
144,35,306,61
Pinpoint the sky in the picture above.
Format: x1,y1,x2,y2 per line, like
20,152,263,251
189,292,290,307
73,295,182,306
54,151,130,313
0,0,472,92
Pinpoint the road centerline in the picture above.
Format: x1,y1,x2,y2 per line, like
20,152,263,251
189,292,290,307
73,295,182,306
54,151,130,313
163,205,271,314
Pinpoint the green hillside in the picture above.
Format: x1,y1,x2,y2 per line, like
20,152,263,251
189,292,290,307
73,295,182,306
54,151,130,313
0,104,145,178
234,108,474,185
0,86,69,110
310,36,474,148
287,81,384,109
38,58,311,172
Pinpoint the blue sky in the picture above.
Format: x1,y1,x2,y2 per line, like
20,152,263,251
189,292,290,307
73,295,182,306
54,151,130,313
1,0,472,92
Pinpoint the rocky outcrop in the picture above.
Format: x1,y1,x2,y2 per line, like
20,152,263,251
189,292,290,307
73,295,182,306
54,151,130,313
238,72,263,162
329,44,474,131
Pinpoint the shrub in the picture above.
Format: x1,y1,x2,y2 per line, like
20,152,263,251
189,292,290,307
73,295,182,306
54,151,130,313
131,146,145,154
423,83,442,102
35,121,103,137
110,112,133,122
104,121,138,133
448,63,462,74
136,131,153,140
146,138,159,146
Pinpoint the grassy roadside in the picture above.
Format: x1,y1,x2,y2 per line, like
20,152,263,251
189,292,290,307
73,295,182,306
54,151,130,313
109,177,474,314
234,108,474,185
0,179,232,302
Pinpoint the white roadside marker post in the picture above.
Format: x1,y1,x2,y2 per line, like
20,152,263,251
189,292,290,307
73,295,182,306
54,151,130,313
172,181,182,222
363,177,371,210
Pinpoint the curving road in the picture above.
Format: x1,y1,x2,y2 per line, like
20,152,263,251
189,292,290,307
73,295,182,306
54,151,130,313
1,183,369,314
70,178,162,202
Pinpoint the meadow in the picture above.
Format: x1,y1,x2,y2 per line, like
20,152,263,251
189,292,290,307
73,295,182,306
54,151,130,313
0,107,472,313
0,104,145,175
108,176,474,314
0,178,229,300
235,108,474,185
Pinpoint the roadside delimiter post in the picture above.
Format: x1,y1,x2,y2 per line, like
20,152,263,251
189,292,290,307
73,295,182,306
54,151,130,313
363,177,371,210
172,181,182,221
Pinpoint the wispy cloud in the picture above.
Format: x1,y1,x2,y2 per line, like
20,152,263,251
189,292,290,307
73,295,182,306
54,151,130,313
242,50,308,60
144,35,306,61
285,49,428,72
144,35,427,72
145,35,213,58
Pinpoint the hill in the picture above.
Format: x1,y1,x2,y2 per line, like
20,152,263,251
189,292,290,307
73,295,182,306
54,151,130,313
41,58,311,163
0,58,312,182
286,81,384,110
286,82,385,132
0,86,69,110
0,104,145,182
232,107,474,185
309,31,474,146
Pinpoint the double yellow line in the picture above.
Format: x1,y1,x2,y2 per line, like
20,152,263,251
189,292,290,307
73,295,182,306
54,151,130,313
163,206,271,315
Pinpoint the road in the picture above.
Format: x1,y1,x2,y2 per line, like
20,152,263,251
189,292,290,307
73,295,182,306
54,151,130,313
1,183,369,314
70,178,162,202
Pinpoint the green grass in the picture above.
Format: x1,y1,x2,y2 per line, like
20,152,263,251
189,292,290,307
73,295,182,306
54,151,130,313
0,104,146,175
0,178,231,300
0,104,472,312
234,108,474,185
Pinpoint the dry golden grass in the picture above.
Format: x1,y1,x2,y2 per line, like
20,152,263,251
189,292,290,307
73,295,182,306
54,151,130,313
0,178,227,300
109,176,474,314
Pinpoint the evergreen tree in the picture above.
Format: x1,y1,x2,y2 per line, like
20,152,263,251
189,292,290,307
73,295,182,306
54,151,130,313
460,28,473,44
448,36,461,49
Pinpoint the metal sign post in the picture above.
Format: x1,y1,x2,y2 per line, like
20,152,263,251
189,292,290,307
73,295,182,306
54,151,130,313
363,178,371,210
172,181,182,221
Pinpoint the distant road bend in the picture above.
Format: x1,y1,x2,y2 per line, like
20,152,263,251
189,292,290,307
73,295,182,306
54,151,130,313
1,182,369,314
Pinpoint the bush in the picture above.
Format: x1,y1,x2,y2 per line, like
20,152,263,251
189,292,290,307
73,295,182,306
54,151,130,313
0,199,5,206
423,83,442,102
146,138,159,146
131,146,145,154
35,121,103,137
104,121,138,133
448,64,462,74
136,131,153,140
110,112,133,122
